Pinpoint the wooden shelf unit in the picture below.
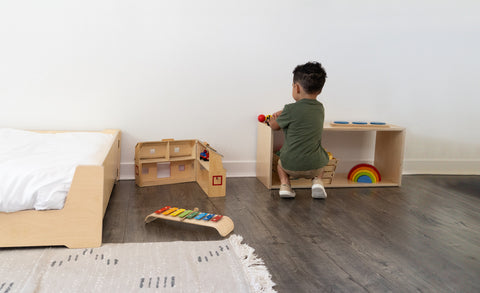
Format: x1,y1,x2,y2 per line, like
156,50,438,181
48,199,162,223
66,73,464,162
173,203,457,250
135,139,226,197
256,122,406,189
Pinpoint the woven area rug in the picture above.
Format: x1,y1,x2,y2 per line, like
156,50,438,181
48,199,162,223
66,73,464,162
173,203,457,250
0,235,275,292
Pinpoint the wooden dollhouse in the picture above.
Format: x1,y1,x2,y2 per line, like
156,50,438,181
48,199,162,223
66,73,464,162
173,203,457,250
135,139,226,197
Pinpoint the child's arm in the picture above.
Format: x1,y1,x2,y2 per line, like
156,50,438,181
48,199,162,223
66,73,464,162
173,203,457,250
272,110,282,119
269,110,282,130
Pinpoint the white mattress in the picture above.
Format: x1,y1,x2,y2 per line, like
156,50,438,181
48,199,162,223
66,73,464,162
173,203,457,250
0,129,114,213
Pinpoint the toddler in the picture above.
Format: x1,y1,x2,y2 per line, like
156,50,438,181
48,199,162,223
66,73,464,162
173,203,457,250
269,61,329,199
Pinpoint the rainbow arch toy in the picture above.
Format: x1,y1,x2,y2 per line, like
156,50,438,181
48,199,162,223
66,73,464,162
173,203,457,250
348,164,381,183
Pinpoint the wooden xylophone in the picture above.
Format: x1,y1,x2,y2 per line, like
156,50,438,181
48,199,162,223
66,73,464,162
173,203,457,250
144,206,234,237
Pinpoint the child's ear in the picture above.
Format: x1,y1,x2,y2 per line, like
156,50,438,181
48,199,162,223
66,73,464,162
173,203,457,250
294,83,301,94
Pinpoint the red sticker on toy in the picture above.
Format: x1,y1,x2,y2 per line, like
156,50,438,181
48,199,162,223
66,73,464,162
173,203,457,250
212,175,223,186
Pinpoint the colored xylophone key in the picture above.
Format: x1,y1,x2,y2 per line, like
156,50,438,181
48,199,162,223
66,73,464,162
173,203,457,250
162,207,178,215
178,210,193,218
185,211,199,219
155,206,171,214
194,212,207,220
210,215,223,222
203,214,215,221
170,208,186,217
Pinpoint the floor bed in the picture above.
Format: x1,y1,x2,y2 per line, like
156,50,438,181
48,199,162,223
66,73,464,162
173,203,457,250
0,129,121,248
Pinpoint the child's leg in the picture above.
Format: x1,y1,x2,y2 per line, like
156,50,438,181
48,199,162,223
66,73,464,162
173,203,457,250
277,160,295,198
277,161,291,186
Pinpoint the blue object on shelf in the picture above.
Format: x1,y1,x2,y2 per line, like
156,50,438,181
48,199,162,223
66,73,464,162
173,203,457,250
357,175,373,183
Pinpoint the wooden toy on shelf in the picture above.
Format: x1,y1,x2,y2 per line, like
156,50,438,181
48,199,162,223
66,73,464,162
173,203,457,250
322,152,338,185
135,139,226,197
258,114,272,125
200,149,209,161
348,164,381,183
145,206,234,237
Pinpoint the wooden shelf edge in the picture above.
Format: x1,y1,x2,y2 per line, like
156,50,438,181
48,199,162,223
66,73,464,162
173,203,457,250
270,173,400,189
138,156,196,163
198,159,210,170
324,123,405,131
270,182,400,189
138,177,196,187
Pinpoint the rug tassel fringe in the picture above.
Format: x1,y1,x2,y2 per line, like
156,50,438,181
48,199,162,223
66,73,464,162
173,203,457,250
229,235,276,293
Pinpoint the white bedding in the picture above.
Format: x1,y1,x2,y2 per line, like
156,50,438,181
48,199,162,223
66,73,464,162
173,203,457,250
0,129,114,213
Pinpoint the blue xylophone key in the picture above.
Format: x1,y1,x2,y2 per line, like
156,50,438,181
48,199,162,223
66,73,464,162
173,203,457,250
203,214,215,221
194,212,207,220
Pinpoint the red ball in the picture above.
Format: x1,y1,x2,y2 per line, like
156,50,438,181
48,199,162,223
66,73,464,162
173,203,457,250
258,114,265,122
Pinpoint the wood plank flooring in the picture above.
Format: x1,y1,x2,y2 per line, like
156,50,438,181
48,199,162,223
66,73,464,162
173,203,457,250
103,175,480,292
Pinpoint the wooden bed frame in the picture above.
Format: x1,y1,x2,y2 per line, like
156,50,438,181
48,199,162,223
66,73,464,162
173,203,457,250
0,129,121,249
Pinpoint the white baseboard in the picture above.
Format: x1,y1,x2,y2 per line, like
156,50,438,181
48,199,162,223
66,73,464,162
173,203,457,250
118,159,479,180
403,159,480,175
119,162,135,180
222,161,257,177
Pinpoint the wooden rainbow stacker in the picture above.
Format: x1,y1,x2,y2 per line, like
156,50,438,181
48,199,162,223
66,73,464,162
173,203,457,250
144,206,234,237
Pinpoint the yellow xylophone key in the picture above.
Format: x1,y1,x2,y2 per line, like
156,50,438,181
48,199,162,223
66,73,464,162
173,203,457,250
170,208,186,217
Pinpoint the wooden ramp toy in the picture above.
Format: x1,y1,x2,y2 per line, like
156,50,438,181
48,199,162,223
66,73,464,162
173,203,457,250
348,163,381,183
144,206,234,237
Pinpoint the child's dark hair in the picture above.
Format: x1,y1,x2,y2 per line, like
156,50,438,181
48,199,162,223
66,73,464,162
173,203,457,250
293,61,327,94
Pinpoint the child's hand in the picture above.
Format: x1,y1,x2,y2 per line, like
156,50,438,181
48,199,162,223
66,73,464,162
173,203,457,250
272,111,282,120
268,111,282,130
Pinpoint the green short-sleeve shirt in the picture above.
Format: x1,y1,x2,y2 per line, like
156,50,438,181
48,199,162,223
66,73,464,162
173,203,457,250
276,99,329,171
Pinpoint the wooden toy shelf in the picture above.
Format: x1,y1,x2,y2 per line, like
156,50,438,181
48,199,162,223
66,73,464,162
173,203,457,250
256,122,405,189
135,139,226,197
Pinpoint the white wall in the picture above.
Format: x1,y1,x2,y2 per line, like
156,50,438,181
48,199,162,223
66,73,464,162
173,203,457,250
1,0,479,178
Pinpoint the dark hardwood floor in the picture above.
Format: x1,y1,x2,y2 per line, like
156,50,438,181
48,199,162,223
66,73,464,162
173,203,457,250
103,175,480,292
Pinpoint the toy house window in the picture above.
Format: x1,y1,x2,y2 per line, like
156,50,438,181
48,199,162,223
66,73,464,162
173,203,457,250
157,163,171,178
